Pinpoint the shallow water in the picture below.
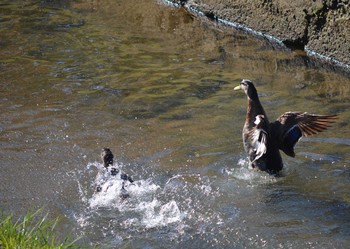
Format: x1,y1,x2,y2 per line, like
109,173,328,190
0,0,349,248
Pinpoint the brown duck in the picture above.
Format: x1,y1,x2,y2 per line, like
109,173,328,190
234,79,338,174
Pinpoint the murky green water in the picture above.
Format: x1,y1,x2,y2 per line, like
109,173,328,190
0,0,349,248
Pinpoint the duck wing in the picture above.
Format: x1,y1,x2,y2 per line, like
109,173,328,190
271,112,338,157
247,115,268,163
249,128,268,162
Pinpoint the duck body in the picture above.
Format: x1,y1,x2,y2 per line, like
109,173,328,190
95,148,134,195
240,84,283,172
234,79,337,174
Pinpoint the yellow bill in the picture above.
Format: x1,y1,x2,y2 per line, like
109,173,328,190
234,85,241,90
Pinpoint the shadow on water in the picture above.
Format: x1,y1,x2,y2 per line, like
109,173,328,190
0,0,349,248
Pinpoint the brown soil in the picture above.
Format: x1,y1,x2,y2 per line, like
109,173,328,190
168,0,350,68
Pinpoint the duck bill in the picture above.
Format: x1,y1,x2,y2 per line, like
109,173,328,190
234,85,241,90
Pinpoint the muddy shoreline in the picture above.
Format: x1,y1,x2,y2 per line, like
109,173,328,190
165,0,350,70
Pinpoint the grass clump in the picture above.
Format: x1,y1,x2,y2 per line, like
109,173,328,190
0,209,81,249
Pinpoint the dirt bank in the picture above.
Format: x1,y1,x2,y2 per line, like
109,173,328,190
167,0,349,68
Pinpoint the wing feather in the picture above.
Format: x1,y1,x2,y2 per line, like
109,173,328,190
247,115,269,163
272,112,337,157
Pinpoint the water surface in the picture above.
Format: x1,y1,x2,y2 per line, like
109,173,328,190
0,0,349,248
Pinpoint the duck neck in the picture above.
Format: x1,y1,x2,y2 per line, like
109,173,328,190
246,96,267,127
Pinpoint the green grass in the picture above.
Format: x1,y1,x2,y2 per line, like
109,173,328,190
0,209,81,249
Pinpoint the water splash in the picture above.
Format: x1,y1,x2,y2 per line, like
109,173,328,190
74,161,184,233
224,158,277,184
133,199,182,229
70,161,240,247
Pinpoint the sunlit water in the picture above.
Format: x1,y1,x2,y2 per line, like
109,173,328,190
0,0,349,248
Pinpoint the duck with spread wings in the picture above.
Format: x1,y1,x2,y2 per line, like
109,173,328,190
234,79,338,174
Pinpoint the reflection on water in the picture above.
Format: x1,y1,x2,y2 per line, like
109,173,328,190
0,0,349,248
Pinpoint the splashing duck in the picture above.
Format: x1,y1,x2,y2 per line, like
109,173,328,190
96,148,133,198
234,79,338,174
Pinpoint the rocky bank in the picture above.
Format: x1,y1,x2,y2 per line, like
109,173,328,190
167,0,350,68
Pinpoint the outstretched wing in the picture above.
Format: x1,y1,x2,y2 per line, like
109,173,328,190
272,112,338,157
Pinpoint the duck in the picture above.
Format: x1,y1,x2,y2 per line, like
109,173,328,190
101,148,114,168
101,148,133,182
234,79,338,174
95,148,134,194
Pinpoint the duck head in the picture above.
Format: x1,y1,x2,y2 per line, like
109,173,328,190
101,148,114,168
234,79,258,100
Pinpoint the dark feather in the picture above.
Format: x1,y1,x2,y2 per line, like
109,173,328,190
235,80,338,173
248,115,268,163
273,112,338,157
